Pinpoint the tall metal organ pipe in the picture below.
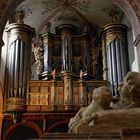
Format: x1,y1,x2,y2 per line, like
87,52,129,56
101,24,129,96
6,23,35,112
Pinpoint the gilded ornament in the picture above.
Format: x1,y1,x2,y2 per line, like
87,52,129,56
33,35,44,75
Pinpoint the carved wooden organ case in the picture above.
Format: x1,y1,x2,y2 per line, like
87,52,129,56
29,24,106,112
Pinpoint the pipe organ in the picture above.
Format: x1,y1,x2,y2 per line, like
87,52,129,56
28,24,106,112
5,23,35,122
40,24,95,79
101,24,129,96
4,22,130,133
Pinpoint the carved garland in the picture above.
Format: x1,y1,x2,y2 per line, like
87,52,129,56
105,33,124,46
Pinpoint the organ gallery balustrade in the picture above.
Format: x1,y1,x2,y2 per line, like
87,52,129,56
27,80,108,112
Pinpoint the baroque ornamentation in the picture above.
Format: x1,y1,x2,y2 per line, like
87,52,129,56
15,6,32,23
102,4,124,23
33,35,44,75
91,47,100,74
15,10,25,24
105,33,124,46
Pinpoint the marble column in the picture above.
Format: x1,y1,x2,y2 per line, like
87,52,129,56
101,24,129,96
6,23,35,118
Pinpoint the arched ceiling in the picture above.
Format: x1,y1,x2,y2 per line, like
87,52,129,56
16,0,124,34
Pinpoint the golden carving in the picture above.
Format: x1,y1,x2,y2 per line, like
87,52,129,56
6,97,26,112
15,10,25,24
29,93,49,105
91,47,100,74
27,80,108,111
106,33,124,46
33,35,44,75
6,23,35,47
102,23,127,46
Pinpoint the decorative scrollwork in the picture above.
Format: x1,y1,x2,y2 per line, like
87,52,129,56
106,33,124,46
91,46,100,74
33,35,44,75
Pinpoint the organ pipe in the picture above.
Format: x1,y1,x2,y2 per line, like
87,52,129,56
101,24,129,96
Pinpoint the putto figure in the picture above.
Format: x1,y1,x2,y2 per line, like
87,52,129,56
80,70,87,80
68,86,112,133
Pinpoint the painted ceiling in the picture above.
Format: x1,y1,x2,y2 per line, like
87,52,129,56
16,0,124,34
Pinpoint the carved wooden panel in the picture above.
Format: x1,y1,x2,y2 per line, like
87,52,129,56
28,80,108,111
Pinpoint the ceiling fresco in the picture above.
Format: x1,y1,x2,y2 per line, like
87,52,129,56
42,0,94,15
15,0,123,34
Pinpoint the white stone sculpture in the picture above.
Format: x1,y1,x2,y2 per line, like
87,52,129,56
68,86,112,133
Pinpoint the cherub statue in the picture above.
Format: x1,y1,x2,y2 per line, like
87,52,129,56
68,86,112,133
51,69,56,80
80,70,87,80
15,10,25,24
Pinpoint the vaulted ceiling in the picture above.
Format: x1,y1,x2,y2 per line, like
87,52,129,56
16,0,123,34
0,0,140,38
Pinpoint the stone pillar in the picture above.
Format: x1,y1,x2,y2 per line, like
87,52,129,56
79,80,87,107
101,24,129,96
62,71,73,111
5,23,35,122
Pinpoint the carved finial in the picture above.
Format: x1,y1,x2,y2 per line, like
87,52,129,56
80,70,87,80
15,10,25,24
51,69,56,80
15,6,32,24
102,5,123,24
